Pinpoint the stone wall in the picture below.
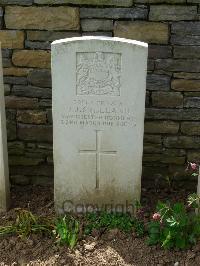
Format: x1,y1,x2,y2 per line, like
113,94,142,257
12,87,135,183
0,0,199,188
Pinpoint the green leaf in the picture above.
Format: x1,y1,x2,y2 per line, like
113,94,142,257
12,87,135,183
172,203,185,214
175,236,186,249
191,173,198,177
56,215,79,249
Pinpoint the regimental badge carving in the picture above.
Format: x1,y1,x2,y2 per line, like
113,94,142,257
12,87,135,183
76,52,121,96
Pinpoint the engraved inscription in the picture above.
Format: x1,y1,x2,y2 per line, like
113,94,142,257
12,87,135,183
79,130,117,189
61,99,136,129
76,52,121,96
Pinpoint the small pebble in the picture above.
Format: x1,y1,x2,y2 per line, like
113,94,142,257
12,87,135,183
187,251,196,259
16,243,23,250
60,259,66,264
75,249,81,256
174,262,179,266
27,239,34,247
84,242,96,251
9,239,16,246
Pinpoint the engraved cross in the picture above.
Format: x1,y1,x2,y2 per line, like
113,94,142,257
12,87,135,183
79,130,117,189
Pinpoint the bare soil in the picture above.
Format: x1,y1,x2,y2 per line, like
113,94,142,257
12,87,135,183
0,185,200,266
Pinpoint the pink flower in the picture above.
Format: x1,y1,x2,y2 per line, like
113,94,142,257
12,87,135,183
190,163,197,171
152,212,161,221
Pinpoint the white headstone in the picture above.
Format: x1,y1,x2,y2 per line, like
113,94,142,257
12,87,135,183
0,44,10,212
52,37,148,213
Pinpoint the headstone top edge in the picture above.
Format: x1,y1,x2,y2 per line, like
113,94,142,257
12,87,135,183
51,36,148,48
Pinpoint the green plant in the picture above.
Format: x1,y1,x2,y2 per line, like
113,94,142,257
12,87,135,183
0,209,54,238
132,218,145,237
0,210,79,249
147,197,200,249
188,193,200,208
188,193,200,214
55,215,79,249
84,212,134,235
134,201,145,237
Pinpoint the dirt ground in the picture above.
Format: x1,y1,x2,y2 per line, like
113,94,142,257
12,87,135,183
0,185,200,266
